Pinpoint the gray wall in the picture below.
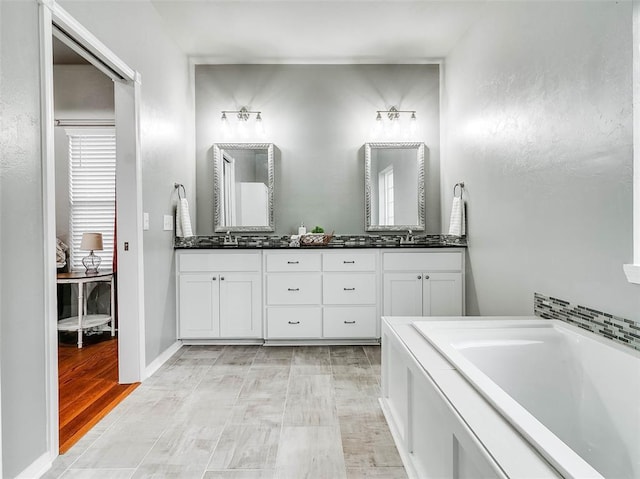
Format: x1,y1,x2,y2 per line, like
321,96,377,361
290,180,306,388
442,1,639,321
54,65,115,245
195,64,441,235
0,2,48,476
60,0,196,366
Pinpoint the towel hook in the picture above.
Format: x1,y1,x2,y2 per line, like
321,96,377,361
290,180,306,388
174,183,186,200
453,181,465,198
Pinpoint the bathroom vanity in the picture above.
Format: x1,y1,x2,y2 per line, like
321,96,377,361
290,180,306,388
175,238,465,344
177,140,466,344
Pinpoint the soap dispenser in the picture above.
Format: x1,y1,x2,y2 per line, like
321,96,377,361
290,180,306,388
298,222,307,235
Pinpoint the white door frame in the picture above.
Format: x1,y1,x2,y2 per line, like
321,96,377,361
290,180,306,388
39,0,145,458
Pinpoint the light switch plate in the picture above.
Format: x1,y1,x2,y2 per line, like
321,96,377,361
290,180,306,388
163,214,173,231
143,212,149,230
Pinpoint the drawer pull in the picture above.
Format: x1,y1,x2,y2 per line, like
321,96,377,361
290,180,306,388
287,288,300,292
288,320,300,325
343,260,355,264
343,287,356,291
287,261,299,264
344,320,356,324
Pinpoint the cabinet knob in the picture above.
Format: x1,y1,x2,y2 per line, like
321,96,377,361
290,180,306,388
425,275,430,280
417,275,422,280
212,276,217,281
288,320,300,325
220,276,225,281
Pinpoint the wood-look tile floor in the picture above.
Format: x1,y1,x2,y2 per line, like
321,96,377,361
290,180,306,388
44,345,407,479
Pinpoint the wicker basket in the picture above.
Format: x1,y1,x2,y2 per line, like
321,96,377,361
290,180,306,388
300,232,334,246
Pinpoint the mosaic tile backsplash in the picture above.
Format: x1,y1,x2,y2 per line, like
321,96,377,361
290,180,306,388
534,292,640,351
175,234,467,249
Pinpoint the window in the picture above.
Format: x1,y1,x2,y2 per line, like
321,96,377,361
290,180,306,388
67,129,116,271
378,166,394,226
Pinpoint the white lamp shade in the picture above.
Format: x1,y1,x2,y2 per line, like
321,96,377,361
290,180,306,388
81,232,104,251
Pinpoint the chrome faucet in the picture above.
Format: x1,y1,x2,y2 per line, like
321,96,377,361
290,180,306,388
223,231,238,245
400,229,415,245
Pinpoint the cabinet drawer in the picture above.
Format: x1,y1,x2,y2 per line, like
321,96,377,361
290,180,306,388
323,307,377,338
266,253,321,272
267,307,322,338
179,252,260,272
267,274,321,305
383,252,462,272
323,253,376,272
323,273,376,305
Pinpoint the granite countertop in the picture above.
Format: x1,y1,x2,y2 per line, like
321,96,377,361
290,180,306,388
175,234,467,249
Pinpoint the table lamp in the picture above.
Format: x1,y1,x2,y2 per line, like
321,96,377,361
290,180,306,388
81,232,103,274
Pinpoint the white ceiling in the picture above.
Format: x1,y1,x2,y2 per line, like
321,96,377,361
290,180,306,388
150,1,488,62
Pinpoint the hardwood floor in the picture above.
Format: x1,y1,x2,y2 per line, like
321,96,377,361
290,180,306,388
58,333,139,454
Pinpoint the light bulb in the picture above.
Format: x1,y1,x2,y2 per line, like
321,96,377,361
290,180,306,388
221,112,229,136
391,118,400,137
255,112,264,137
238,119,247,139
410,112,417,136
373,113,383,137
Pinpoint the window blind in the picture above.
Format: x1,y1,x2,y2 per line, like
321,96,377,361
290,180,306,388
68,131,116,271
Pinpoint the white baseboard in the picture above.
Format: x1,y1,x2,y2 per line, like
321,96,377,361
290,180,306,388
143,340,182,380
16,451,52,479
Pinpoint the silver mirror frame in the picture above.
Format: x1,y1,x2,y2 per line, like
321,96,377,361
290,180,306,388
364,142,425,232
213,143,275,233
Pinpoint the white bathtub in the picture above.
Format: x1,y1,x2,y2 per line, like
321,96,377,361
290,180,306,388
413,318,640,479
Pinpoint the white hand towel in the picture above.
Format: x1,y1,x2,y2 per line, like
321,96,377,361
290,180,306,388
176,197,193,238
289,235,301,247
448,196,466,236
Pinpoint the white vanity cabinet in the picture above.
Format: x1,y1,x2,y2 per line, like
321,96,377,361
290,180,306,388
264,250,380,341
177,251,262,340
383,250,464,317
265,251,323,339
322,252,378,338
176,247,465,343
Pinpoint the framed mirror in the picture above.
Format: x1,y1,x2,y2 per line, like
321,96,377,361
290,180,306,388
364,142,425,232
213,143,274,232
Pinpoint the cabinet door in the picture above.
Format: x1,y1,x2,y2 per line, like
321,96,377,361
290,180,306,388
383,273,423,316
219,272,262,338
423,272,463,316
179,274,219,338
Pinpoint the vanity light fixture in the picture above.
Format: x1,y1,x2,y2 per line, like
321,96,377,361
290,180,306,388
220,107,264,137
375,106,417,138
376,106,417,122
221,107,262,123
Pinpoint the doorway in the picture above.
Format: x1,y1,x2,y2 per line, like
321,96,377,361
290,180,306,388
40,2,146,458
51,34,140,453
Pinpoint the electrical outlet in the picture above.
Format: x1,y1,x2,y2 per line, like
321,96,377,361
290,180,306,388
163,215,173,231
143,212,149,230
